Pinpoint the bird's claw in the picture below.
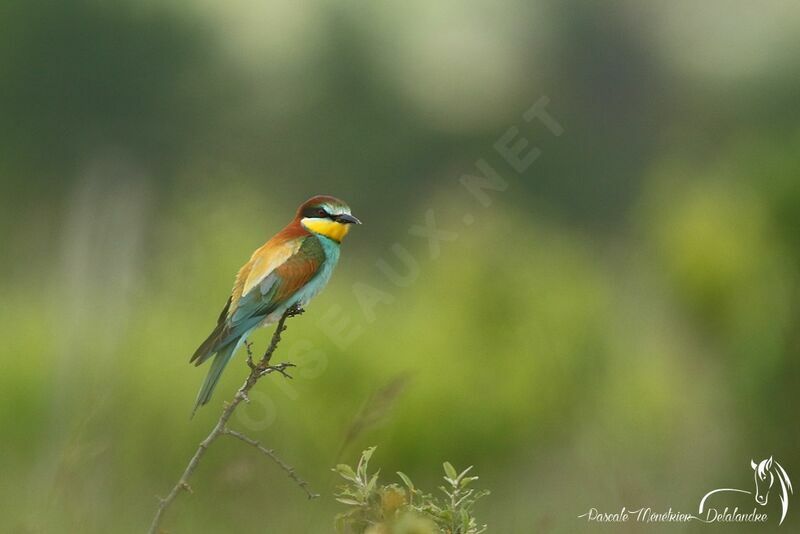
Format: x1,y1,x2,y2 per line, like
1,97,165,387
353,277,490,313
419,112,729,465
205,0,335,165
287,305,305,318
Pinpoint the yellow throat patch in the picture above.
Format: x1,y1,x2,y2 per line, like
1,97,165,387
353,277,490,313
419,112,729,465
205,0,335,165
302,218,351,242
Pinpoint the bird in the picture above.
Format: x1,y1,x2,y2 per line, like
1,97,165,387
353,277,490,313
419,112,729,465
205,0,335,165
190,195,361,416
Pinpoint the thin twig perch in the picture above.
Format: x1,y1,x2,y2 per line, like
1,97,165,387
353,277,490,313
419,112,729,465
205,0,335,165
222,428,317,498
148,305,317,534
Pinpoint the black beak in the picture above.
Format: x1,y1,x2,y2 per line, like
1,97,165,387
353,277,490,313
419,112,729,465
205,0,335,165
335,213,362,225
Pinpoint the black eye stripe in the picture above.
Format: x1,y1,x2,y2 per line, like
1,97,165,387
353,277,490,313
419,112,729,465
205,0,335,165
303,205,331,218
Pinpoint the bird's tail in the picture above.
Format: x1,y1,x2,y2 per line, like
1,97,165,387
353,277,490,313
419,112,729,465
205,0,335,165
191,339,239,418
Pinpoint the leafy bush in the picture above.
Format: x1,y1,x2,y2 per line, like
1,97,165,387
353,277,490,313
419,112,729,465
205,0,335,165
334,447,489,534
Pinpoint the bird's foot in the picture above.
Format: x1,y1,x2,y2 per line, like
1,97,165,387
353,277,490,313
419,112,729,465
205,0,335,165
287,305,305,318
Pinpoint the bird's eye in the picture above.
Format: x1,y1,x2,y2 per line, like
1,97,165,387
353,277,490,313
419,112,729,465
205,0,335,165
317,208,327,217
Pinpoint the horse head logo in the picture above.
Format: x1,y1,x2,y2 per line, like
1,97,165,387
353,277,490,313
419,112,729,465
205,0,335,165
699,456,793,525
752,457,775,505
751,456,793,522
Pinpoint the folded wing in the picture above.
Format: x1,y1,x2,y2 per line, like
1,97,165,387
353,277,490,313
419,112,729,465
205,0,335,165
190,235,323,366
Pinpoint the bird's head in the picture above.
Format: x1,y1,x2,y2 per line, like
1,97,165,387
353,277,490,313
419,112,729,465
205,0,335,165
297,195,361,242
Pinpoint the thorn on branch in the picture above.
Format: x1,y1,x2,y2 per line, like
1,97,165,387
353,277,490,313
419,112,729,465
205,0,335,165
258,362,296,379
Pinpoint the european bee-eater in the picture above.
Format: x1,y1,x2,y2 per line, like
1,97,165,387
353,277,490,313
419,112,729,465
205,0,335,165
190,195,361,415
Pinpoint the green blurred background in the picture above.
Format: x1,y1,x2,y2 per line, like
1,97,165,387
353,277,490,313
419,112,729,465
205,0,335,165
2,1,799,532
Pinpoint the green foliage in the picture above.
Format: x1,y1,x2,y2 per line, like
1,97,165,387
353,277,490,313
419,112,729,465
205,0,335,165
335,448,489,534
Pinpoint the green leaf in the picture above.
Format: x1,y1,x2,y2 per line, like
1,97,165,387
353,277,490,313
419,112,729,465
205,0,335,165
357,447,377,480
396,471,415,491
366,472,380,493
335,497,362,506
335,464,358,482
458,465,474,479
443,462,458,481
360,447,376,469
460,475,479,488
